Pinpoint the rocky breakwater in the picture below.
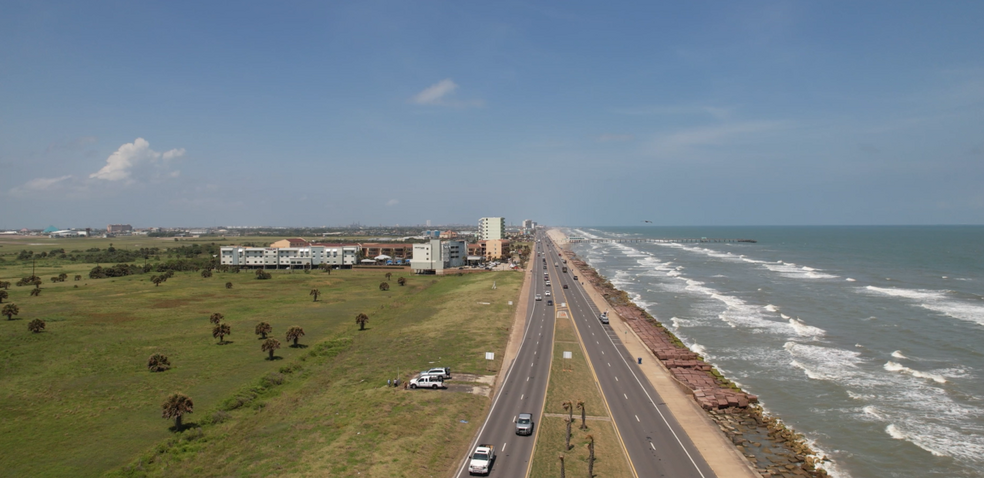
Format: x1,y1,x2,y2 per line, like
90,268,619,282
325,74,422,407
567,251,831,478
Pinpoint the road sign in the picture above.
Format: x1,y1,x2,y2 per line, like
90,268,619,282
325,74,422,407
486,352,495,361
563,351,572,359
563,351,572,371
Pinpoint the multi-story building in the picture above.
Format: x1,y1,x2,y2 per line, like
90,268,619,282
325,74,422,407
478,217,505,241
220,245,358,269
269,238,310,248
359,243,414,261
107,224,133,234
467,240,511,260
410,239,466,274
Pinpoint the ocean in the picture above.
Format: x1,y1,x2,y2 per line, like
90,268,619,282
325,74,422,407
564,226,984,478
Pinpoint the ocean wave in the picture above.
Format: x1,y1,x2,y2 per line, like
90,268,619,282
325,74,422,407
763,261,839,279
884,361,947,384
865,286,984,327
789,318,826,337
845,278,856,282
764,304,779,312
891,350,908,360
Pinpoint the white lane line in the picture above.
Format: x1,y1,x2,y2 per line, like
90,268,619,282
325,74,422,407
521,394,524,400
527,377,530,381
635,415,640,422
503,442,508,451
650,442,656,451
531,362,534,367
615,376,619,381
608,362,611,367
624,393,628,400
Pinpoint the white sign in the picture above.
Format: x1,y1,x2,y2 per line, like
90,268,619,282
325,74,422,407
486,352,495,361
563,351,572,359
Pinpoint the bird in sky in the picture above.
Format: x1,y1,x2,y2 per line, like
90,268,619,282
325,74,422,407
643,220,652,223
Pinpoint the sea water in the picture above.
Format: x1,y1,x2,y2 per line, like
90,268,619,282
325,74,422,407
565,226,984,478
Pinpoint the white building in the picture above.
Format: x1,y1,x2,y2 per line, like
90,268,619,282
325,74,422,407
410,239,467,274
220,245,358,269
478,217,505,241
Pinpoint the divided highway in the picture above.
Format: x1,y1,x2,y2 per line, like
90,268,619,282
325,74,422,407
454,233,555,477
542,237,716,478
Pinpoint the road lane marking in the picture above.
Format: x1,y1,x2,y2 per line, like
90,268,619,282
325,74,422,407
650,442,656,451
624,393,628,400
615,376,619,381
503,442,507,451
636,415,640,422
521,394,524,400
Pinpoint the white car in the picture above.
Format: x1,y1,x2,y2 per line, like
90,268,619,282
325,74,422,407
420,367,451,380
545,290,551,297
410,376,446,389
535,294,542,301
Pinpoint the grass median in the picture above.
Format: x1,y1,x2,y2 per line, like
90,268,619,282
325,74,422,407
530,315,632,478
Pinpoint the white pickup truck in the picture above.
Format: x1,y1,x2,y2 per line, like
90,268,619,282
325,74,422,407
468,444,496,475
409,376,446,389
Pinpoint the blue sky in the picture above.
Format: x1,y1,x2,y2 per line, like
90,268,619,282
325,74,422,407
2,1,983,228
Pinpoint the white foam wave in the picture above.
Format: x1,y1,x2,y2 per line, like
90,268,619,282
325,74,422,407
865,286,984,327
845,278,856,282
884,361,947,384
886,424,946,457
689,342,708,357
763,261,839,279
764,304,778,312
789,318,826,337
891,350,908,360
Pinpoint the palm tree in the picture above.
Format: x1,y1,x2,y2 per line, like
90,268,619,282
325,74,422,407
255,321,272,339
225,282,233,289
310,289,320,301
356,313,369,331
397,277,406,286
286,326,305,346
213,323,231,344
151,275,163,286
562,400,574,422
209,313,224,325
565,417,573,451
385,272,392,280
28,318,45,333
161,393,193,430
201,270,212,279
379,282,389,291
30,288,41,297
2,303,18,320
559,455,566,478
586,434,595,477
261,338,281,359
0,290,7,303
577,400,587,430
148,353,171,372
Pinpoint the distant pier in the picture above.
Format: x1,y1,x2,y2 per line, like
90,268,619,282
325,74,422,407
567,237,756,244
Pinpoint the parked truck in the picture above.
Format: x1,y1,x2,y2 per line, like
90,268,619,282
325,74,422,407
468,444,496,475
562,266,568,273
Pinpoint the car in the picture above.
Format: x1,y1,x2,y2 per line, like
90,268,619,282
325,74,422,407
599,312,609,324
545,281,551,287
544,290,551,297
535,294,542,301
547,299,553,306
573,275,578,280
409,376,446,389
563,284,568,289
422,367,451,379
516,413,534,435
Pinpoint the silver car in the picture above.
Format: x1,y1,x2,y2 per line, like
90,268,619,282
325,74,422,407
515,413,534,435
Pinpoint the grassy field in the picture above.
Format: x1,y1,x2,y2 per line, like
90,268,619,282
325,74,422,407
0,247,523,477
530,316,633,478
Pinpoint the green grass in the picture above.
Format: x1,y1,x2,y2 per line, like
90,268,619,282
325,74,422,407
531,316,632,478
0,257,523,477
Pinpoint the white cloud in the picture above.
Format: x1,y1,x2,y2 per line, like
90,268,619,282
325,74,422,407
651,121,789,156
386,199,399,206
9,175,73,195
89,138,185,182
597,133,635,142
410,78,483,107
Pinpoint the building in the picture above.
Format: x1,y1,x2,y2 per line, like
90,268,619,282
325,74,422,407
478,217,505,241
439,230,458,239
270,238,310,248
359,243,414,262
220,245,359,269
410,239,467,274
467,240,511,260
522,219,533,230
107,224,133,234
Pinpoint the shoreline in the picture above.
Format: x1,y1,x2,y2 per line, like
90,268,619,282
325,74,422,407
546,227,830,478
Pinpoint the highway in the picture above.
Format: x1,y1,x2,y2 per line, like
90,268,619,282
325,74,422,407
454,232,556,477
541,236,717,478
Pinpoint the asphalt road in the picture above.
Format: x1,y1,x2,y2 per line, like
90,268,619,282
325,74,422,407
454,233,556,477
542,237,717,478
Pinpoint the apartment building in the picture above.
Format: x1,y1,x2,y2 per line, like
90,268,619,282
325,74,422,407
410,239,466,274
478,217,505,241
220,245,358,269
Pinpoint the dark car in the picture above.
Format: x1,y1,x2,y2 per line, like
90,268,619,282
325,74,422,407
563,284,568,289
547,299,553,306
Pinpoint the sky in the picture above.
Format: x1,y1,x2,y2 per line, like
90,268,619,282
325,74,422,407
2,1,983,228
